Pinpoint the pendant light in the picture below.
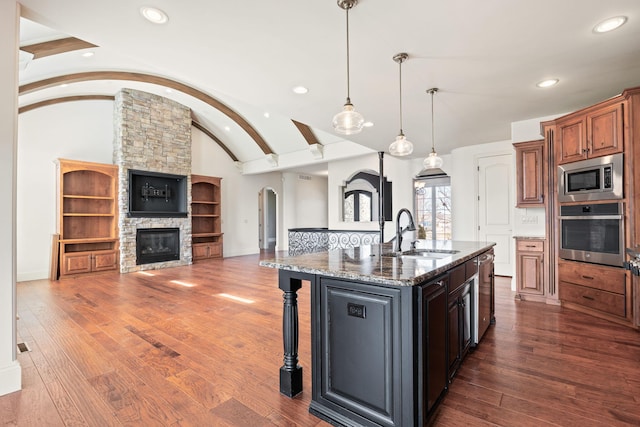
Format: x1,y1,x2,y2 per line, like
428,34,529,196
389,53,413,156
332,0,365,135
423,88,444,169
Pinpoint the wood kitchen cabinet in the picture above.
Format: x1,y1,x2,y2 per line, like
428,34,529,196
556,102,624,164
558,259,629,323
515,238,545,301
191,174,223,260
55,159,119,278
514,139,544,207
421,276,448,415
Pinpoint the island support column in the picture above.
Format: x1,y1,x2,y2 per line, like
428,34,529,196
278,270,313,397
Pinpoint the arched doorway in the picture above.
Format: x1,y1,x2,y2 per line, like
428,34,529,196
258,187,277,251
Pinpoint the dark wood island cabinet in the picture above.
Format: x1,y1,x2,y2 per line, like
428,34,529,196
261,240,495,426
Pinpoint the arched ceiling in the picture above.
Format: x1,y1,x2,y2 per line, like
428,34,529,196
16,0,640,175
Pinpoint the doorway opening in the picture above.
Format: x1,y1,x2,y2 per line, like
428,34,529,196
259,187,278,252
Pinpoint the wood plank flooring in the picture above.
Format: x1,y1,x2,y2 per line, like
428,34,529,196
2,253,640,426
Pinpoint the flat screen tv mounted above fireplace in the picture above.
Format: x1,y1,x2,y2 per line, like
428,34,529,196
128,169,188,217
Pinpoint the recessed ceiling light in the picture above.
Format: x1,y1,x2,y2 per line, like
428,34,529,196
140,6,169,24
593,16,627,33
165,88,173,94
81,51,94,58
59,83,68,88
263,112,270,118
363,121,374,128
292,86,308,94
536,79,559,88
224,126,231,132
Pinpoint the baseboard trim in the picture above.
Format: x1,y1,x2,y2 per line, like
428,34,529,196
0,360,21,396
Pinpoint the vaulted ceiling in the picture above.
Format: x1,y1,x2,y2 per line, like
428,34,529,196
16,0,640,175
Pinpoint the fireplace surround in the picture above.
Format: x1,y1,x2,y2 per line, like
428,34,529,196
114,88,193,273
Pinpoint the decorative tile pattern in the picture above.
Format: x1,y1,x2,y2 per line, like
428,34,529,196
288,228,380,256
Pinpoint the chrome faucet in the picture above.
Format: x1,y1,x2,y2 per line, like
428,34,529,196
395,208,416,252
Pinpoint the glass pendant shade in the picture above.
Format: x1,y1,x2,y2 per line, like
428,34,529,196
389,53,412,156
423,150,443,169
333,102,365,135
423,87,444,170
389,134,413,156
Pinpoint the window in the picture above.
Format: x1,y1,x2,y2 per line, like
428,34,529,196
414,176,451,240
344,190,372,222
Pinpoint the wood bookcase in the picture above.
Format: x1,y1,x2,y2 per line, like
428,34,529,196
191,174,223,260
56,159,119,278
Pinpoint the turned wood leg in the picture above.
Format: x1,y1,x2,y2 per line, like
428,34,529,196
279,272,303,397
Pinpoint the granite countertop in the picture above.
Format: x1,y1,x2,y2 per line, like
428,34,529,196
260,240,496,287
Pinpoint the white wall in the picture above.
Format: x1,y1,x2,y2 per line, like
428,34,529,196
189,128,286,256
0,0,21,396
281,172,328,229
17,101,114,281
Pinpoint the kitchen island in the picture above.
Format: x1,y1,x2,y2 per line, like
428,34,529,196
260,240,495,426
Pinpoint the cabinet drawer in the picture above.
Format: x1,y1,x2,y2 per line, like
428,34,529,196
448,264,466,294
465,258,478,280
558,260,625,294
516,240,543,252
559,282,625,317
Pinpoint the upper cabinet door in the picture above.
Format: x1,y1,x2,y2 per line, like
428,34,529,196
556,101,625,165
514,140,544,207
588,102,624,158
556,116,586,164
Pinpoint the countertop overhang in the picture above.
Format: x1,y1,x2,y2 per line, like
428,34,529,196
260,240,496,287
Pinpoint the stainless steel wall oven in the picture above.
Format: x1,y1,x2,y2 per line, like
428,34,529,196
559,202,624,267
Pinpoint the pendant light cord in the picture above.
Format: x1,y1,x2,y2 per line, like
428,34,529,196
430,90,435,152
345,7,351,104
398,59,403,135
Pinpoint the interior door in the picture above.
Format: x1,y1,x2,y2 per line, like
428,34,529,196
477,155,513,276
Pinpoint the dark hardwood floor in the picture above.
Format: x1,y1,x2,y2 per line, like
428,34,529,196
2,254,639,426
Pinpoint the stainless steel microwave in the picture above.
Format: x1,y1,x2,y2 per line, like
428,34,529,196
557,153,623,203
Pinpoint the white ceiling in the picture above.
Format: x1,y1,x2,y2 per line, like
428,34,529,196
16,0,640,174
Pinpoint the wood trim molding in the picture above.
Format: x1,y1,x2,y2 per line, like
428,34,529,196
292,120,321,146
19,71,274,155
18,95,240,162
21,37,97,59
18,94,114,114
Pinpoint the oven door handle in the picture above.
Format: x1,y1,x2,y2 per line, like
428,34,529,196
559,215,622,220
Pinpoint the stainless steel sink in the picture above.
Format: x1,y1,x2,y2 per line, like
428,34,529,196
381,248,459,259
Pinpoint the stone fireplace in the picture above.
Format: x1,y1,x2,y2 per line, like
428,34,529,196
114,88,193,273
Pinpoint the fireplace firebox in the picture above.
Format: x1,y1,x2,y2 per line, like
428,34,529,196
136,228,180,265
